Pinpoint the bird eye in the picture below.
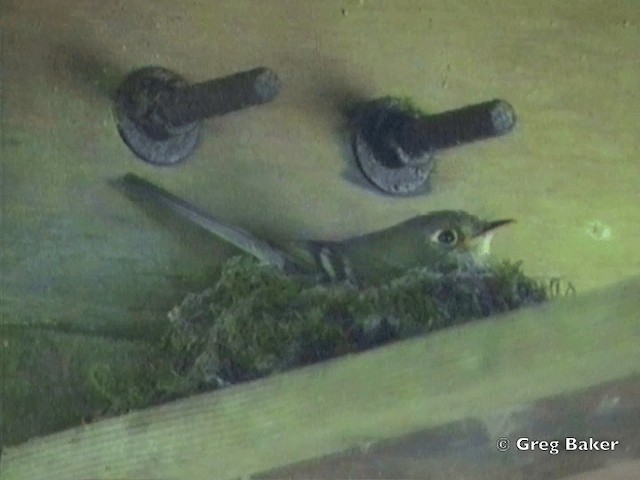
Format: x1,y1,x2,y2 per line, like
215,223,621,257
434,229,458,245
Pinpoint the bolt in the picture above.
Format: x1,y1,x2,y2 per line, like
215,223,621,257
349,97,516,195
388,99,516,158
114,66,281,165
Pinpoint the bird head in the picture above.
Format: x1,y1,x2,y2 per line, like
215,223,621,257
406,210,514,264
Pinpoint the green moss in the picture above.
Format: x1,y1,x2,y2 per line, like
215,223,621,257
160,256,570,395
62,255,574,419
77,256,572,416
345,95,428,124
384,95,429,117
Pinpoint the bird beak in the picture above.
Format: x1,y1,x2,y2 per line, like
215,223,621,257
466,218,515,256
476,218,515,236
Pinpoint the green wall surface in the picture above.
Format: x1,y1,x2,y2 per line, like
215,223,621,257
1,0,639,448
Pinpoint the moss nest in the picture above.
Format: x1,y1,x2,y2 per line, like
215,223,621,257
161,255,572,393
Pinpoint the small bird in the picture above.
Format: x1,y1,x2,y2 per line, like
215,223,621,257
117,174,514,285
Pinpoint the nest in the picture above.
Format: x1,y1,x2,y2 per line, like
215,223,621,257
162,256,571,392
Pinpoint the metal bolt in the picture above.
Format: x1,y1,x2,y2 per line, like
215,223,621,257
349,98,516,195
114,66,281,165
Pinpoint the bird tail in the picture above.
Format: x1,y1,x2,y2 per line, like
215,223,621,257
115,173,291,269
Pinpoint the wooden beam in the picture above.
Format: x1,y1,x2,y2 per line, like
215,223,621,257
563,459,640,480
2,276,639,480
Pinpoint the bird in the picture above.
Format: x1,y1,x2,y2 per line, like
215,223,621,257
116,173,514,286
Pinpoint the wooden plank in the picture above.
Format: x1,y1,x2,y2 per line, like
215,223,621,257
2,275,639,480
562,459,640,480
